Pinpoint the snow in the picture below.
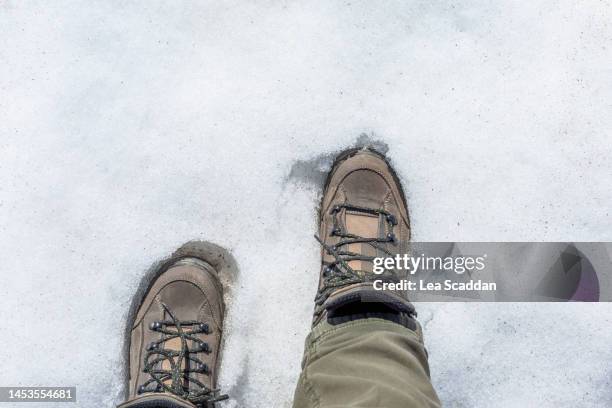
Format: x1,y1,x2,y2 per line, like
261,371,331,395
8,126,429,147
1,1,612,406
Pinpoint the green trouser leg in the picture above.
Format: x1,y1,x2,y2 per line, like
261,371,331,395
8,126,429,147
293,318,441,408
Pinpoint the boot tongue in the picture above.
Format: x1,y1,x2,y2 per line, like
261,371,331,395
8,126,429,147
161,335,187,389
157,285,201,391
344,211,380,273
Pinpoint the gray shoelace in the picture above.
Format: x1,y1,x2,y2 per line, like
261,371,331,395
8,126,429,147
314,203,399,306
139,303,228,407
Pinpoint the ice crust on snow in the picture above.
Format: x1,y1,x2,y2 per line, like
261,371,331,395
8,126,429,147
1,1,612,407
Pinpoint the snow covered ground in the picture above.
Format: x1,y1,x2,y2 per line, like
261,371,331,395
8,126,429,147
1,1,612,407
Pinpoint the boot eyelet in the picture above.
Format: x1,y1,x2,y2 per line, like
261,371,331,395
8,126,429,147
386,214,397,225
195,341,210,353
146,342,158,351
149,321,162,331
323,266,332,277
137,385,146,394
198,323,211,334
386,233,396,243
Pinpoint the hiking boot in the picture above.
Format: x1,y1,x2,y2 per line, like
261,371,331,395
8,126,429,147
313,147,416,327
119,243,234,408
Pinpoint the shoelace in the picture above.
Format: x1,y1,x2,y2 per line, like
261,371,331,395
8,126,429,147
314,203,399,306
139,303,228,407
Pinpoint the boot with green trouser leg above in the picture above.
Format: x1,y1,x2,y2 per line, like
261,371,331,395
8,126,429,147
293,147,442,408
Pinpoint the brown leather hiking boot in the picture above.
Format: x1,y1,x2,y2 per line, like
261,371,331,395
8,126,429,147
119,243,235,408
313,147,416,327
